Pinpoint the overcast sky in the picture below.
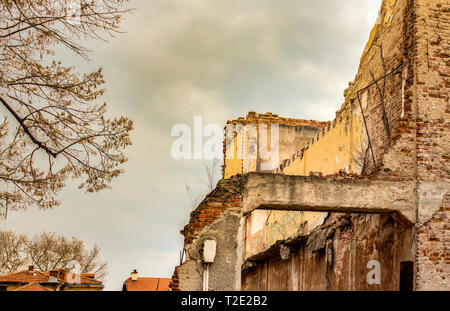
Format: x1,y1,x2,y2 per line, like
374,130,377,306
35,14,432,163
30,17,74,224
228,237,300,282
0,0,381,290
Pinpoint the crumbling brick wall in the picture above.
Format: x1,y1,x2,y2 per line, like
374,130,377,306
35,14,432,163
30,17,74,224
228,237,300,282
171,175,245,291
242,213,415,291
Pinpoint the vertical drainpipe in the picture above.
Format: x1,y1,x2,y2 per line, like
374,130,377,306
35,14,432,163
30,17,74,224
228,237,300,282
412,24,419,293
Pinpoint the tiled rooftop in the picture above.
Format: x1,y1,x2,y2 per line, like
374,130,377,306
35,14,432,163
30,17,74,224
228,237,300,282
123,277,171,291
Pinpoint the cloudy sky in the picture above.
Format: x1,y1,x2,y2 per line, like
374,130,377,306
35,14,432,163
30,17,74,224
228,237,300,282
0,0,381,290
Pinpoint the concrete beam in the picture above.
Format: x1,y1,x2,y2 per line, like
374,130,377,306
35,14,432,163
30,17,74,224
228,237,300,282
242,173,416,225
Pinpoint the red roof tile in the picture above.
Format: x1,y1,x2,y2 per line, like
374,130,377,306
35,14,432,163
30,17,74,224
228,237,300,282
124,277,171,291
14,282,53,291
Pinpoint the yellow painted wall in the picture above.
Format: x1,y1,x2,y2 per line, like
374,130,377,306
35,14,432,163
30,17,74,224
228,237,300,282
224,128,244,179
243,107,368,258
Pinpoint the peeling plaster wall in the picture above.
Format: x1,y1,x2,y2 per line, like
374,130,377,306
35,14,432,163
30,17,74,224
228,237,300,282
280,112,367,176
245,209,325,259
243,210,326,259
416,193,450,290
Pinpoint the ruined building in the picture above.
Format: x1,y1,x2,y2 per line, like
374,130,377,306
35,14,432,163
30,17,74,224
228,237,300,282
170,0,449,291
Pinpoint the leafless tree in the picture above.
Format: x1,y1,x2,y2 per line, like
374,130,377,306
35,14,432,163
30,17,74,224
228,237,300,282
0,0,134,214
0,231,108,281
0,230,27,274
185,185,203,210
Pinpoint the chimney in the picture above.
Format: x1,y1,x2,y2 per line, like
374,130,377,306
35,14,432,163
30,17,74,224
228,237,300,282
130,269,138,281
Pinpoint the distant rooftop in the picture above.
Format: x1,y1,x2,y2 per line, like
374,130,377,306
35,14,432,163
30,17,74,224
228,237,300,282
122,277,171,291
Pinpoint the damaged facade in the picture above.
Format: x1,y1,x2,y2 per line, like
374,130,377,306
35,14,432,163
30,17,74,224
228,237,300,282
170,0,449,291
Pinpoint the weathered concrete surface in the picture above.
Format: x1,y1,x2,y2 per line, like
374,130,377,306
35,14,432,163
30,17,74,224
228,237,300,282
243,173,416,224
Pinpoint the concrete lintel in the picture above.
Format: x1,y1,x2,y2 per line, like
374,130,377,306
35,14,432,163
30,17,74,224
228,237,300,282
242,173,416,225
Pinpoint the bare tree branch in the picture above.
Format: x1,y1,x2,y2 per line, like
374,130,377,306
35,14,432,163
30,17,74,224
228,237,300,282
186,159,222,209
